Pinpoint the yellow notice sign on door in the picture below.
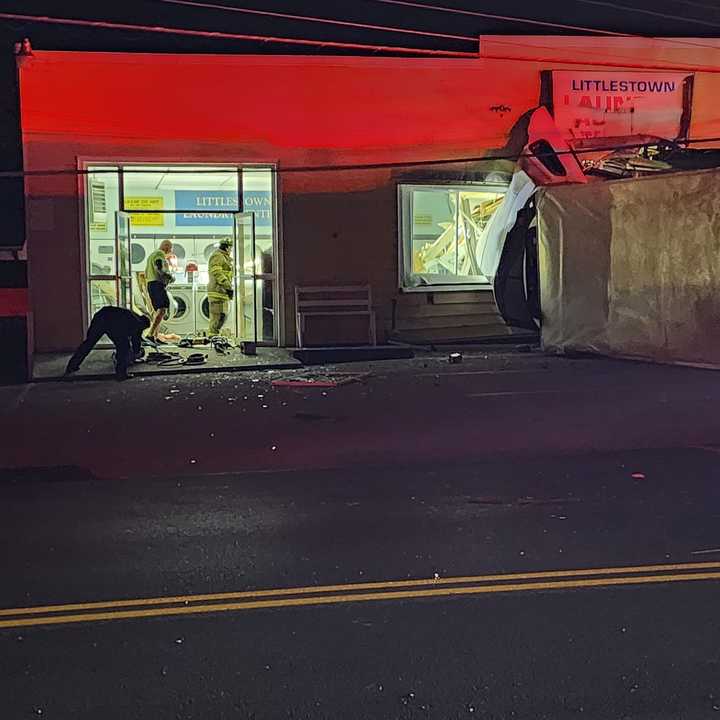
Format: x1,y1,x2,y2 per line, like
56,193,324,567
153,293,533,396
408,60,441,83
125,196,164,226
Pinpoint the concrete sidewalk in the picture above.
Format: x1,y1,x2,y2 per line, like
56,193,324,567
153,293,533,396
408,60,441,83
33,346,301,381
31,344,419,381
3,348,720,481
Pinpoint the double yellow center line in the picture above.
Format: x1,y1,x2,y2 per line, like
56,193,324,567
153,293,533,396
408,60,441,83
2,561,720,630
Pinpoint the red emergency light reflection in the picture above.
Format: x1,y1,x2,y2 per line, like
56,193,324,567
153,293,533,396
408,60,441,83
19,53,534,175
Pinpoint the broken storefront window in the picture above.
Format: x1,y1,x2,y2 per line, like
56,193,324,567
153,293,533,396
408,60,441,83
399,183,508,289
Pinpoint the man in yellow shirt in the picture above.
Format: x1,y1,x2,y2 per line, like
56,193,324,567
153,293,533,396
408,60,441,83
145,239,174,343
207,239,234,336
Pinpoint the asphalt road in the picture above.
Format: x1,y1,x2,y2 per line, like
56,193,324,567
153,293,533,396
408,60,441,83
3,351,720,719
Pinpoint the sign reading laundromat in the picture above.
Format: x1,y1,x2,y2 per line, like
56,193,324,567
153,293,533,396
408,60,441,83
175,190,272,229
552,70,691,141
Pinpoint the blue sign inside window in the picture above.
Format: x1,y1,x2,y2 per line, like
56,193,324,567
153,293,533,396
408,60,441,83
243,190,273,230
175,190,272,229
175,190,238,226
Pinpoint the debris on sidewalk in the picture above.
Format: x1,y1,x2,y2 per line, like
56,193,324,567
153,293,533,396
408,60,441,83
448,352,463,364
467,496,580,507
271,372,371,388
631,472,646,480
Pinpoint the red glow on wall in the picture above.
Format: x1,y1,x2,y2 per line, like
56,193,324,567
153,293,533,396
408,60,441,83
19,52,537,170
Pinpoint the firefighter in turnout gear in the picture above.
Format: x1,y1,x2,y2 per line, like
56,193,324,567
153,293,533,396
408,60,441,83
207,239,234,336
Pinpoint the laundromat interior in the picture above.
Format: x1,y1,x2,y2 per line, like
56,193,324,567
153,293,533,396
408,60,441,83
86,164,277,345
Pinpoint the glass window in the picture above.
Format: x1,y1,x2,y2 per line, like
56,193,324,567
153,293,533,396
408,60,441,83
86,166,120,277
122,164,239,238
122,164,241,296
88,279,117,319
243,167,274,276
399,183,507,289
83,163,278,344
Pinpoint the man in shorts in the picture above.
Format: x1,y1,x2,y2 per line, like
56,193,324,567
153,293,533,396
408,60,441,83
145,239,174,343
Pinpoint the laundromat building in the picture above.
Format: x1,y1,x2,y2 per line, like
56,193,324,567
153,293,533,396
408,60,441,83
16,36,720,353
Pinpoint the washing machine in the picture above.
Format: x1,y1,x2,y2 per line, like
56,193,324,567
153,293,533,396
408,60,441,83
128,238,190,272
130,240,148,273
89,240,116,276
196,284,239,337
172,240,188,260
163,284,199,336
202,242,219,262
91,239,154,276
167,240,188,269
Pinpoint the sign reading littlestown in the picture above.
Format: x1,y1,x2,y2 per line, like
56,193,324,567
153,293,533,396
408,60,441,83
552,71,691,141
175,190,272,229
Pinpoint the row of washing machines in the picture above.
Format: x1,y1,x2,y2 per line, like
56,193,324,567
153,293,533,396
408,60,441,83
130,236,226,269
131,236,241,337
92,235,252,337
90,236,227,276
162,282,240,337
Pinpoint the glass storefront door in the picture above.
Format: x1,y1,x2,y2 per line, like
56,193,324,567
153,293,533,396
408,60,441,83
85,167,121,319
115,211,132,311
234,212,258,343
120,210,258,343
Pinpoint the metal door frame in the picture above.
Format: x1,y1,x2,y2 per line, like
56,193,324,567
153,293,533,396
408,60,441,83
233,211,258,345
115,210,132,311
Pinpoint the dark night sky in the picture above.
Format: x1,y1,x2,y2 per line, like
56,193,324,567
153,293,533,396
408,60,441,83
2,0,720,170
4,0,720,54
